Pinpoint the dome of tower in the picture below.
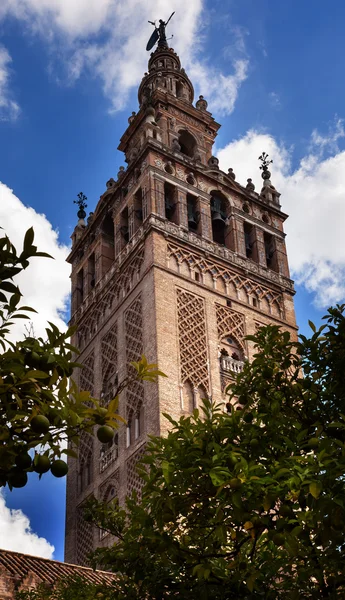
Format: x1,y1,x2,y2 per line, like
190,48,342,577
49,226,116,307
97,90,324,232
138,46,194,107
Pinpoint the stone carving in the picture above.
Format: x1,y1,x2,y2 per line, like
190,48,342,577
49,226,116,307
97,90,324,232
125,294,144,421
79,351,94,396
126,443,147,500
215,304,245,351
176,288,210,393
168,243,284,318
77,248,145,347
154,158,165,169
76,503,93,566
101,323,118,405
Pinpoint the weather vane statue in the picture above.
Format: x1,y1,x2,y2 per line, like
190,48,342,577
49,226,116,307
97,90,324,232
146,12,175,51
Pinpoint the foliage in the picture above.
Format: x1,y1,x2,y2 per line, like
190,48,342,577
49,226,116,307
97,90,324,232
16,577,118,600
0,229,162,489
16,305,345,598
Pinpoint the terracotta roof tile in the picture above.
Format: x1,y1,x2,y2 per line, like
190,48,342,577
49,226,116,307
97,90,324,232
0,549,115,586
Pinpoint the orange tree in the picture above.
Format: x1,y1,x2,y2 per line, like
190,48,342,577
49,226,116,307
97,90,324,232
30,305,345,599
0,228,161,490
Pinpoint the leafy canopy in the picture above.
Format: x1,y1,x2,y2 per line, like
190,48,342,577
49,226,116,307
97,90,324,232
0,228,162,489
16,302,345,598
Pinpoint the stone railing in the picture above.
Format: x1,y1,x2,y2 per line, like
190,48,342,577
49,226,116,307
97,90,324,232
220,356,245,375
100,445,118,473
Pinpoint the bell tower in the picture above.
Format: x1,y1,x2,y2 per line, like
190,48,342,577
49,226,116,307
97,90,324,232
65,37,297,565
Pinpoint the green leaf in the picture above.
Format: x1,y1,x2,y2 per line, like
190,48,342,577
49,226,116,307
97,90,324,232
309,481,322,499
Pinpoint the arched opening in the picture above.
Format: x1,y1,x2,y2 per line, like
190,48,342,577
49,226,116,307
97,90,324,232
264,232,278,271
178,130,197,158
87,253,95,292
176,81,184,98
244,222,258,262
120,206,129,246
164,182,177,223
126,403,144,447
133,188,143,232
220,336,244,376
76,268,84,308
182,380,194,413
102,213,114,239
210,191,228,245
187,194,199,232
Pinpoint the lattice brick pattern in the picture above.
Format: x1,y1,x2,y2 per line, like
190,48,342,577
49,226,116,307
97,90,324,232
215,304,245,351
79,351,94,397
101,323,118,405
125,294,144,420
78,351,94,485
99,471,120,503
176,288,210,393
76,504,93,566
167,243,284,317
79,431,93,463
99,471,120,541
126,444,147,500
77,248,144,349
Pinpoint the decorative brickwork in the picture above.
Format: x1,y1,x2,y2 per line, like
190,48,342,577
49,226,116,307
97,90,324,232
77,247,144,349
168,243,284,318
126,444,147,500
101,323,118,405
79,351,94,396
76,503,93,566
78,352,95,492
125,294,144,421
176,288,210,393
215,304,245,351
99,472,120,540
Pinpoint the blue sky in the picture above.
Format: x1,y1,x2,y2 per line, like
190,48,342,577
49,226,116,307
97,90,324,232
1,0,345,562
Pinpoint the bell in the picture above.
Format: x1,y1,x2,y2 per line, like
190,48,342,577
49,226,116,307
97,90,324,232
187,205,198,229
211,211,225,225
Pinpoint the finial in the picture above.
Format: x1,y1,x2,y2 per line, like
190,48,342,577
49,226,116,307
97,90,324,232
146,12,175,51
258,152,273,180
73,192,87,220
246,178,255,191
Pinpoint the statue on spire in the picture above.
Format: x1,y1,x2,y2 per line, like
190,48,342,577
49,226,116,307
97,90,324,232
146,12,175,51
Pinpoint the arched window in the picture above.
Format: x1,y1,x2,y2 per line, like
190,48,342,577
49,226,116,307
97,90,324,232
120,206,129,246
126,403,144,447
134,188,143,232
210,191,228,245
178,130,197,158
187,194,199,232
220,336,244,376
182,380,194,413
102,213,114,239
164,182,177,223
264,232,278,271
176,81,184,98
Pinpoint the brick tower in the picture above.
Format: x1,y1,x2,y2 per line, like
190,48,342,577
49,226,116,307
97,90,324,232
65,35,297,565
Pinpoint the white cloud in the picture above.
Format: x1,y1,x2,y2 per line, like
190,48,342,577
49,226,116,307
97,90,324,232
0,0,248,115
0,46,20,121
0,182,70,339
0,492,54,558
217,128,345,307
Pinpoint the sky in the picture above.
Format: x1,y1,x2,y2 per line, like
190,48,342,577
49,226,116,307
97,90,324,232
1,0,345,563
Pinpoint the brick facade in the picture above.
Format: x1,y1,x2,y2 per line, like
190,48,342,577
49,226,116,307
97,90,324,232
65,44,297,564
